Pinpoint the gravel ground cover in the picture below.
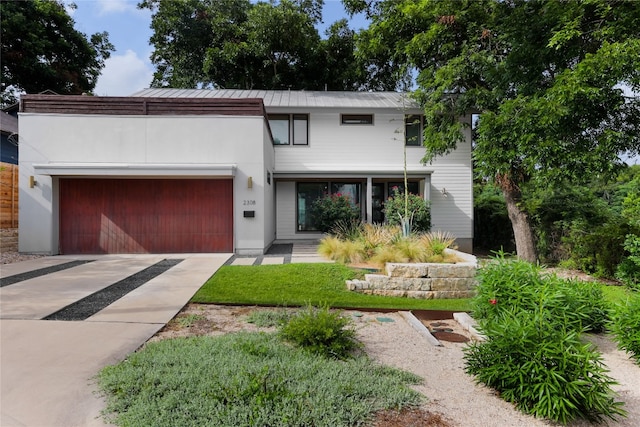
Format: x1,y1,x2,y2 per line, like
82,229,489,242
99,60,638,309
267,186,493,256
0,259,93,287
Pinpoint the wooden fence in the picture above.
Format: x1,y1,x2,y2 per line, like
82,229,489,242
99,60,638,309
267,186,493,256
1,162,18,228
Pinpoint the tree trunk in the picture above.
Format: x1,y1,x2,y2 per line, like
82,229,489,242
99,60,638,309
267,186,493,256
498,176,538,262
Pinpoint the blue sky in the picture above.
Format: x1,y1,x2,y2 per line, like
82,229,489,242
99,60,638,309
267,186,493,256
68,0,369,96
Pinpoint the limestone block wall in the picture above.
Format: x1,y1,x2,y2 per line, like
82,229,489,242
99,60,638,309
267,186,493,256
346,250,477,299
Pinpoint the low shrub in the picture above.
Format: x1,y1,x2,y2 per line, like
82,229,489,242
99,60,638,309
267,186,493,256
466,254,624,423
465,309,625,424
310,193,360,233
279,305,361,359
609,293,640,365
617,234,640,291
473,254,609,333
383,187,431,233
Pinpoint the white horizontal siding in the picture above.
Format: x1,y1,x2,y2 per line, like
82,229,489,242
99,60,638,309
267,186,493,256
276,181,297,240
273,108,473,240
273,109,427,174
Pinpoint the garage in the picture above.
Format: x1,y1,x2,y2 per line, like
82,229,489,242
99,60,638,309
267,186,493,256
59,178,233,254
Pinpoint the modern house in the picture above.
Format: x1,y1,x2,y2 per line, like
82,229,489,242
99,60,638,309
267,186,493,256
18,90,473,255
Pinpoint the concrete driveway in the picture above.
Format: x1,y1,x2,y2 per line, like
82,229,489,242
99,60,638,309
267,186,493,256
0,254,230,427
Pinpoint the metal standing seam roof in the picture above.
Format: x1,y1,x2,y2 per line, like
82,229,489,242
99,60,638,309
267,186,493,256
130,88,421,109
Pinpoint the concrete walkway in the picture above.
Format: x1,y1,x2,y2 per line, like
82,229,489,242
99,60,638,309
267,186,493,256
0,254,230,427
229,241,330,266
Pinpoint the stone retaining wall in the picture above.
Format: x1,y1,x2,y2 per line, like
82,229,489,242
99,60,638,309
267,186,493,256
346,249,477,299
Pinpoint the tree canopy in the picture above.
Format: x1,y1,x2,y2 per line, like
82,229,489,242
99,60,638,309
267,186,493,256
139,0,371,90
348,0,640,261
1,0,114,105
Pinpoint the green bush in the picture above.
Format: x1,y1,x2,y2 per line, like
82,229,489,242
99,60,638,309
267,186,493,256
310,193,360,233
279,305,361,359
616,185,640,289
617,234,640,291
383,187,431,233
473,254,608,333
465,309,625,424
466,254,623,423
609,293,640,365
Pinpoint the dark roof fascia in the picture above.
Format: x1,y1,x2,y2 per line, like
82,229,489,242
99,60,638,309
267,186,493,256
19,94,268,118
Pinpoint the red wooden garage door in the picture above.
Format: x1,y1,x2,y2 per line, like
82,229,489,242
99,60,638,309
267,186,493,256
59,178,233,254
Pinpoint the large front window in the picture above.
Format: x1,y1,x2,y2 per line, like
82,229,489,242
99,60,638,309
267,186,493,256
296,182,361,231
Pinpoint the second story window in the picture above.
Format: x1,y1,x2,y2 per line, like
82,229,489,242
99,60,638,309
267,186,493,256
405,115,423,146
268,114,308,145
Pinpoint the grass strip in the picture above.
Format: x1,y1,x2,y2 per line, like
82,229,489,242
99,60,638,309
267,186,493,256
192,263,472,311
98,332,423,427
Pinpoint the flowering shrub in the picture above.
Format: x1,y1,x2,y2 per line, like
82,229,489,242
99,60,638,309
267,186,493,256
310,193,360,233
464,253,622,424
383,187,430,233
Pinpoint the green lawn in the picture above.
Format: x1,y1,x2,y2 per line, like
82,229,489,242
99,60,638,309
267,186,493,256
192,263,473,312
600,282,636,306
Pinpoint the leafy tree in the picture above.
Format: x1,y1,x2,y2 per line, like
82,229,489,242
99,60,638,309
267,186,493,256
473,181,514,253
617,169,640,288
140,0,367,90
348,0,640,261
1,0,113,105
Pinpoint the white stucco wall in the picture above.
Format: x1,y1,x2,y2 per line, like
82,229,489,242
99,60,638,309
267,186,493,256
19,113,274,254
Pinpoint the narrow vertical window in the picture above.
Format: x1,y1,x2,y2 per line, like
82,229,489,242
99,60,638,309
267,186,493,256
293,114,308,145
297,182,328,231
405,115,422,146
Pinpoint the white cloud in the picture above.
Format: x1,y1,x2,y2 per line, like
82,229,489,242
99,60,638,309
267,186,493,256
93,50,154,96
96,0,139,15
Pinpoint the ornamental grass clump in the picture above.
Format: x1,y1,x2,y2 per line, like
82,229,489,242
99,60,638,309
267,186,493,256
465,253,624,424
318,223,460,267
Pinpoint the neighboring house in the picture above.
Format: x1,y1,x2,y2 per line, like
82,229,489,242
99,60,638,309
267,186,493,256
18,90,473,255
1,104,19,164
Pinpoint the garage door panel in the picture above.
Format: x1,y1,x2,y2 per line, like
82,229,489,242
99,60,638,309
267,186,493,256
60,179,233,254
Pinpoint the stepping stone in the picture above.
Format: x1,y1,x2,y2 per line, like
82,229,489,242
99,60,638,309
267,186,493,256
261,257,284,265
231,258,256,266
376,317,395,323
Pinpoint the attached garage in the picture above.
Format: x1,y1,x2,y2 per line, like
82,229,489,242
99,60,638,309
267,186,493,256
59,178,233,254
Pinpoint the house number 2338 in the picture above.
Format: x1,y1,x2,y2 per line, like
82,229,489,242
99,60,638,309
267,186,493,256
243,200,256,206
